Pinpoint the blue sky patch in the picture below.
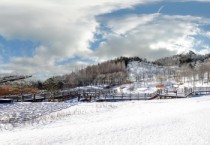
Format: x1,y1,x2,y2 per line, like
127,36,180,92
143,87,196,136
56,56,95,66
98,1,210,19
0,36,40,63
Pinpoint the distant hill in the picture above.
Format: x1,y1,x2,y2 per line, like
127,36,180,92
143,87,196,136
48,51,210,88
154,51,210,68
54,56,147,88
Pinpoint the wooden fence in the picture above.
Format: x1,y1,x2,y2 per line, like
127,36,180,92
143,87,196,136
1,87,210,103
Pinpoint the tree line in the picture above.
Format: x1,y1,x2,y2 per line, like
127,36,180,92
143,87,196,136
60,58,128,88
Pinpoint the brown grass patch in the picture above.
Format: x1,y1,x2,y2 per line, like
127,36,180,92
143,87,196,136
0,85,38,96
156,84,165,89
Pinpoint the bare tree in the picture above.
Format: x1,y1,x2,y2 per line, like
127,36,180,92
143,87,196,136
43,78,58,101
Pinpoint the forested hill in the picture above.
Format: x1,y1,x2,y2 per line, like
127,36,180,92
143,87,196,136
154,51,210,68
55,57,148,87
111,56,146,67
48,51,210,88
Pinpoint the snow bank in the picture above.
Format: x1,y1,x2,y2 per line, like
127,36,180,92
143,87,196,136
74,85,104,91
0,99,78,130
114,83,157,95
1,96,210,145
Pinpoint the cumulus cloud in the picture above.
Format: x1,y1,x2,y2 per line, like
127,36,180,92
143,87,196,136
94,14,210,61
0,0,145,78
206,32,210,38
0,0,210,79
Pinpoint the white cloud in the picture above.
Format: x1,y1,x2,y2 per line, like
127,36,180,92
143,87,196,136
0,0,146,79
95,14,210,61
157,6,164,13
107,14,158,35
206,32,210,38
197,47,210,55
0,0,210,79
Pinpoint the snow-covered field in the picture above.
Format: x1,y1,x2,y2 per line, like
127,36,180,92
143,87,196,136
0,99,78,130
0,95,210,145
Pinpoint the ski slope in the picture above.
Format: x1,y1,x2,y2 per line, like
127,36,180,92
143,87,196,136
0,96,210,145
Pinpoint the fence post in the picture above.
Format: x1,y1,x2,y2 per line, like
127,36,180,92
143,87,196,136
33,94,36,102
21,95,24,102
43,93,46,101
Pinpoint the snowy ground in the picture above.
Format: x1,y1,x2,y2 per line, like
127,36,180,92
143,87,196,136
0,95,210,145
0,99,78,130
113,83,157,95
113,81,210,97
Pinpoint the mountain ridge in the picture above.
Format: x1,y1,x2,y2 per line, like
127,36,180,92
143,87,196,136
154,50,210,68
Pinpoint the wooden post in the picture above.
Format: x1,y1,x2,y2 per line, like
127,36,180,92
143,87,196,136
90,95,92,102
43,93,46,101
21,95,24,102
78,94,80,102
100,91,102,100
33,94,36,102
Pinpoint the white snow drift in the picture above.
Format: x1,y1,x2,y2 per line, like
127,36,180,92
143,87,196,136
0,95,210,145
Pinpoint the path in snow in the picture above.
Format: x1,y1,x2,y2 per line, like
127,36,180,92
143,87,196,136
0,96,210,145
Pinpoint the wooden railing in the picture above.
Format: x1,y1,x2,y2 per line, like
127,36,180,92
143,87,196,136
1,86,210,103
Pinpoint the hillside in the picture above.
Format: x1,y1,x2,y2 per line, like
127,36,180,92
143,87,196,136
154,50,210,68
127,61,174,82
47,51,210,89
54,57,149,88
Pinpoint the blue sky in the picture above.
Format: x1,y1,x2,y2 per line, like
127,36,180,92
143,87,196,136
0,36,39,63
0,0,210,80
98,1,210,18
